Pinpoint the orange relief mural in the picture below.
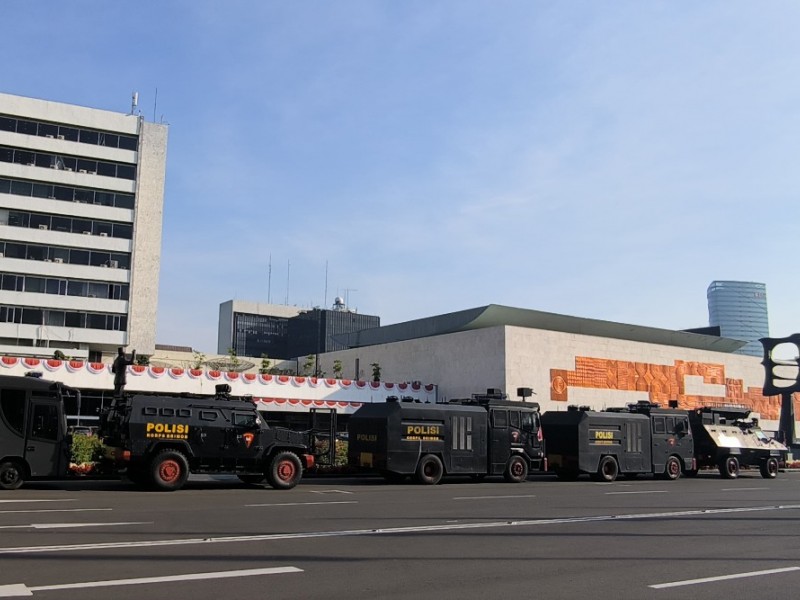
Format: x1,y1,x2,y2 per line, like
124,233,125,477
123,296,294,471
550,357,800,420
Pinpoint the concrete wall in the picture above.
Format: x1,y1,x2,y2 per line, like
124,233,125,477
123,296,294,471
128,120,168,355
317,327,507,400
318,325,792,432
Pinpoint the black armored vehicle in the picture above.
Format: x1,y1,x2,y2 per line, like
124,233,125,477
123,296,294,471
348,390,545,484
100,385,315,491
541,402,694,482
0,374,78,490
688,405,786,479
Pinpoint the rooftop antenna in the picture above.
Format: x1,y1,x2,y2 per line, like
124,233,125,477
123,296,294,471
324,260,329,310
130,91,139,115
285,259,290,305
344,288,357,309
153,88,158,122
267,253,272,304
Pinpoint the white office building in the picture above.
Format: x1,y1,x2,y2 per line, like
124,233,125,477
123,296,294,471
0,92,167,361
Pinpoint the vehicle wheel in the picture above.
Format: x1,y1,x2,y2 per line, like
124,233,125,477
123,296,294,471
266,451,303,490
149,450,189,491
555,469,580,481
238,474,266,485
760,457,779,479
718,455,739,479
381,471,407,484
0,460,24,490
591,456,619,482
661,456,682,481
414,454,444,485
503,455,529,483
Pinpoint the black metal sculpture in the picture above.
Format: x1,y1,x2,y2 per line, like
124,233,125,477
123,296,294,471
760,334,800,447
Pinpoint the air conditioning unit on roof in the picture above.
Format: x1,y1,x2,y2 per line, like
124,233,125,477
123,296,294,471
53,257,63,263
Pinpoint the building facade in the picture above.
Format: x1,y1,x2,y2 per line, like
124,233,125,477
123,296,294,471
0,92,167,361
218,298,380,361
287,304,380,359
707,280,769,357
316,304,797,434
218,300,303,358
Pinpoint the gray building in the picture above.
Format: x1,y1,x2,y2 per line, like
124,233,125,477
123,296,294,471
707,280,769,357
218,300,302,358
0,92,168,361
218,298,379,361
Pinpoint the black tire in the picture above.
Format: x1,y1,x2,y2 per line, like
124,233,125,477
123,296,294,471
503,455,529,483
591,456,619,482
414,454,444,485
760,457,779,479
0,460,24,491
660,456,682,481
266,451,303,490
719,455,739,479
555,469,580,481
238,474,266,485
149,449,190,491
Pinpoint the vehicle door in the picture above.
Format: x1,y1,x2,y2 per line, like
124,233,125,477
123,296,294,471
488,408,510,474
24,394,68,477
227,411,263,465
520,410,544,462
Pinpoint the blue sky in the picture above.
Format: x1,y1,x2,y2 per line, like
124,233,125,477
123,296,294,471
2,2,798,354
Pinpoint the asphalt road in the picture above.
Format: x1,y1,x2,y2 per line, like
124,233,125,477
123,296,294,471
1,471,799,599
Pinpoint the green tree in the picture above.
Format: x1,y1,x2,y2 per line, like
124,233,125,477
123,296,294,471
192,351,206,370
333,359,343,379
259,354,272,374
371,362,381,382
303,355,315,376
135,354,150,366
227,347,241,371
53,350,66,360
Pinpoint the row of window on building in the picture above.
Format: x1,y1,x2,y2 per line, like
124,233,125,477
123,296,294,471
0,240,130,269
0,176,135,210
0,305,127,331
1,209,132,239
0,272,129,301
0,114,138,151
0,146,136,181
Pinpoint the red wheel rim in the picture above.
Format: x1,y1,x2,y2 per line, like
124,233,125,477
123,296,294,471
277,460,296,481
159,459,181,483
668,460,680,476
511,459,524,477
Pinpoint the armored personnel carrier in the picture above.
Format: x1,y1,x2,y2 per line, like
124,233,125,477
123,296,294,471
687,405,786,479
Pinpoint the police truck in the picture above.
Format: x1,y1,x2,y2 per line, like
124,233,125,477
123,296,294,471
348,390,546,484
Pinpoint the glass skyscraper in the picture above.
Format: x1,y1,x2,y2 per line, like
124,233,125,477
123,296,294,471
707,280,769,357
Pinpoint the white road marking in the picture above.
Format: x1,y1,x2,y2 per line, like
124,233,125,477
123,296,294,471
0,566,302,597
0,504,797,555
606,490,668,495
0,522,149,530
650,566,800,589
246,501,358,507
453,494,537,500
0,500,76,504
720,487,770,492
0,508,111,515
